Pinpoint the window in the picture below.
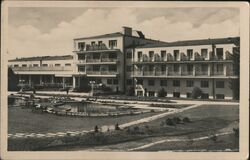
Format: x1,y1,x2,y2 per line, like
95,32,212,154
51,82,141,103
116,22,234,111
137,79,143,85
216,81,224,88
201,93,209,99
173,92,180,98
93,53,100,59
201,81,209,88
55,64,61,67
65,63,71,67
148,91,155,97
148,65,154,72
186,80,194,87
217,64,224,73
187,64,193,72
126,79,133,85
127,51,132,59
78,42,85,51
78,66,85,72
216,48,224,60
160,80,167,86
21,64,27,67
126,66,132,72
138,51,142,60
91,41,95,45
108,65,117,71
78,54,85,60
186,92,192,98
161,50,166,58
107,79,112,85
93,65,100,71
137,91,143,96
33,64,39,67
109,40,117,48
174,64,179,72
174,50,179,60
173,80,180,87
161,65,166,72
113,79,118,85
98,41,103,45
109,52,117,59
148,80,155,86
201,49,208,59
14,64,19,67
216,94,225,99
187,49,193,60
201,64,208,72
42,64,48,67
149,51,154,60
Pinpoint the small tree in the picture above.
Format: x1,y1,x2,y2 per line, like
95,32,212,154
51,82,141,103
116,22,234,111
183,117,191,123
94,125,99,133
166,118,175,126
233,128,239,137
173,117,181,124
115,123,120,130
158,88,167,97
127,87,135,96
191,87,202,99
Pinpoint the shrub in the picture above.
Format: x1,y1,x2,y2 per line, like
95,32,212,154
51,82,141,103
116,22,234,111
183,117,191,123
210,134,217,142
158,88,167,97
191,87,202,99
94,125,99,133
127,87,135,96
165,118,175,126
233,128,239,137
115,123,120,130
173,117,182,124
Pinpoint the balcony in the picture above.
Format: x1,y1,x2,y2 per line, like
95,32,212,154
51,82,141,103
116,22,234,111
12,66,73,72
84,70,119,77
78,58,118,64
196,71,208,76
181,71,194,76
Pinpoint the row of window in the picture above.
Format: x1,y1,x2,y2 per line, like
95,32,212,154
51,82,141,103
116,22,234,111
78,52,117,60
136,48,225,60
12,63,71,67
78,65,117,72
136,79,225,88
134,64,225,73
78,40,118,50
137,91,225,99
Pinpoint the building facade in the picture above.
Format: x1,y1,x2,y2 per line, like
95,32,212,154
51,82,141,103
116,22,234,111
131,37,240,100
8,27,239,100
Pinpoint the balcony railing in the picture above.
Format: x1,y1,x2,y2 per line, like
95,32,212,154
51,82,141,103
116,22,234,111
212,71,224,76
86,71,118,75
12,66,73,71
181,71,194,76
196,71,208,76
79,58,118,63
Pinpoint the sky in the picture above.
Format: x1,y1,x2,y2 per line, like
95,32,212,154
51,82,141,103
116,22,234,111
8,7,240,59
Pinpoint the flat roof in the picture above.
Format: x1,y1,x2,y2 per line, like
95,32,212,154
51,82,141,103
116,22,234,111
9,55,73,62
74,32,123,40
135,37,240,49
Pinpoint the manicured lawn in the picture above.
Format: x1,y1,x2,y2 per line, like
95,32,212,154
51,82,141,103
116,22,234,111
8,107,159,134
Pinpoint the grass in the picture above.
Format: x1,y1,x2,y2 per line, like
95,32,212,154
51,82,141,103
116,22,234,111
141,133,239,151
8,107,159,134
8,104,239,151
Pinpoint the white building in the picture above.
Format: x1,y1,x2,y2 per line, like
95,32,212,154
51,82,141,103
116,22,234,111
8,27,240,99
131,37,240,100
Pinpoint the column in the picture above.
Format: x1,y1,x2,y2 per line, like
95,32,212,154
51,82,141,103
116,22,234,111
39,75,42,85
73,76,76,88
51,75,54,84
180,65,182,76
62,77,65,88
224,64,227,76
208,64,211,76
193,65,196,76
28,75,31,85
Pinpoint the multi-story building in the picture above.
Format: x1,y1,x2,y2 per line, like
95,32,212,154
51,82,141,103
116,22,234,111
8,27,239,100
72,27,164,93
9,55,74,88
131,37,240,100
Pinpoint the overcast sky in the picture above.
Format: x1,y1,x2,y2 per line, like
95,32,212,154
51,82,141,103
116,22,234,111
8,7,240,59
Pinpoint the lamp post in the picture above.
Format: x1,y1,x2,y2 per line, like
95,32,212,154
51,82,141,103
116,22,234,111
89,81,96,97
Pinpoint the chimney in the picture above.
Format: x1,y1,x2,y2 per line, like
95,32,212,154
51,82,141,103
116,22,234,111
122,26,132,36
